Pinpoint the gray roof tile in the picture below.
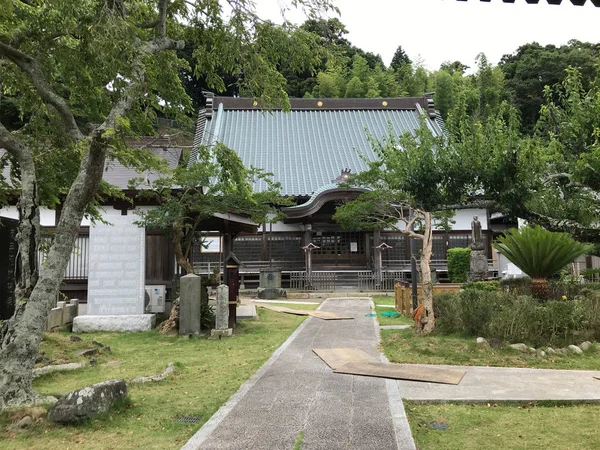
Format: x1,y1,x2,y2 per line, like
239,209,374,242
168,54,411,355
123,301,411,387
193,98,445,196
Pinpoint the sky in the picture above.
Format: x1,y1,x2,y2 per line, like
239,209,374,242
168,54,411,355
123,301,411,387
254,0,600,72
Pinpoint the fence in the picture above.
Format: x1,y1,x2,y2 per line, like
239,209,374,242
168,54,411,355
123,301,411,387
394,282,463,316
358,271,406,291
40,234,89,281
289,271,337,291
47,299,79,331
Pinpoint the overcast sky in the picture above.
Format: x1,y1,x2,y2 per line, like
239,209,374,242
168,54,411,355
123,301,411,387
254,0,600,72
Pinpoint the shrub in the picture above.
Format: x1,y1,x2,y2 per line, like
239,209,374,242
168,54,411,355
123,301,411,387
493,226,593,299
447,247,471,283
463,281,500,292
433,292,462,333
433,288,600,347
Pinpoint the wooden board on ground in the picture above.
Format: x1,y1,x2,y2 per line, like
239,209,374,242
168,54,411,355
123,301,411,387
313,348,378,370
257,305,309,316
308,311,353,320
257,305,353,320
334,361,466,385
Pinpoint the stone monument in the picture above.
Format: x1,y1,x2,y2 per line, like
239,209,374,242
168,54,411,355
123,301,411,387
468,215,489,282
257,267,286,299
211,284,232,338
179,274,201,336
73,214,155,332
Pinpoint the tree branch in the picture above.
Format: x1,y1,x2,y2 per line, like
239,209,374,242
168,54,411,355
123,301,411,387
157,0,168,38
0,41,84,143
98,36,184,131
0,122,27,163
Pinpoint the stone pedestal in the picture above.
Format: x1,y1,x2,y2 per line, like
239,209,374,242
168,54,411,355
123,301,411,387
258,267,286,299
468,249,489,282
211,284,232,338
73,314,155,332
179,274,202,336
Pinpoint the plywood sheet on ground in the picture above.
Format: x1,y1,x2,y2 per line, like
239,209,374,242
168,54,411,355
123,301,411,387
257,305,353,320
334,361,466,385
313,348,377,370
308,311,353,320
257,305,309,316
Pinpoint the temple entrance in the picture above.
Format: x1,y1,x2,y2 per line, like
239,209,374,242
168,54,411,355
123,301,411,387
312,231,367,268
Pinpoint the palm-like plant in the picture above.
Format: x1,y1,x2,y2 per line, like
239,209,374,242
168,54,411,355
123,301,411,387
493,226,593,299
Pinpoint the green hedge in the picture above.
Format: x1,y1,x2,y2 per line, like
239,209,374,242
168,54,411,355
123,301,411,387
462,280,500,292
434,289,600,347
447,247,471,283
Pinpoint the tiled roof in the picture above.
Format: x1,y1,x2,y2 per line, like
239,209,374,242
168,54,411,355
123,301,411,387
1,143,182,191
103,145,182,190
191,96,445,197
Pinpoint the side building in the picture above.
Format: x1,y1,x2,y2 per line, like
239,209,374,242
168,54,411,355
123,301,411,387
190,95,507,288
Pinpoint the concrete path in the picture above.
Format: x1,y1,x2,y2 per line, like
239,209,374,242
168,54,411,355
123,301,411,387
397,364,600,402
183,298,416,450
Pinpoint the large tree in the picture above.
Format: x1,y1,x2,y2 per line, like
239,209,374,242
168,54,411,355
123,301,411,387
334,124,459,334
500,40,600,132
0,0,335,409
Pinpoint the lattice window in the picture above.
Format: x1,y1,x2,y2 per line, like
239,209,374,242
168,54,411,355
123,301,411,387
233,236,262,262
380,235,407,261
432,235,447,260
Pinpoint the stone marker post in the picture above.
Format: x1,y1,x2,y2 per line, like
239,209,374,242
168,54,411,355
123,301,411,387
211,284,232,338
179,274,202,336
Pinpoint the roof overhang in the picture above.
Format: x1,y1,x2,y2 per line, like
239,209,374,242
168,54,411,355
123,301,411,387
197,212,258,235
282,187,367,219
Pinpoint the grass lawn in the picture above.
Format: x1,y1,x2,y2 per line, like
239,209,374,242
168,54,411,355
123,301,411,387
405,401,600,450
372,295,413,326
1,308,306,450
381,328,600,370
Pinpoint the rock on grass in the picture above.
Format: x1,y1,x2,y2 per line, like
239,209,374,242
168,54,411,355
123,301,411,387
48,379,127,424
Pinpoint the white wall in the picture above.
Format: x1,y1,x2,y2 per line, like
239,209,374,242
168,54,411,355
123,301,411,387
1,205,57,226
440,209,488,231
258,222,304,232
1,204,156,227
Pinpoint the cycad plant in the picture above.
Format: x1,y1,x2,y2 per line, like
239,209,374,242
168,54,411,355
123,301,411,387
493,226,593,300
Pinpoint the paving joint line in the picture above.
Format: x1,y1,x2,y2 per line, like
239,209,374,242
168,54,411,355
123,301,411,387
181,301,327,450
370,298,417,450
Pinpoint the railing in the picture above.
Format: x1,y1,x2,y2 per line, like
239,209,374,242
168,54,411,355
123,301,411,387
358,271,407,291
382,259,498,271
39,234,89,281
289,271,337,291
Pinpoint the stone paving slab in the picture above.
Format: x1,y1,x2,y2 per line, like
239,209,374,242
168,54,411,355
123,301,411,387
182,298,416,450
397,364,600,401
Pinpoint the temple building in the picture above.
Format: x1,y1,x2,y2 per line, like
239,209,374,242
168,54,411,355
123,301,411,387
190,95,506,288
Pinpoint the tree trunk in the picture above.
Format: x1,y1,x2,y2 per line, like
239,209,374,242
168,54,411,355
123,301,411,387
414,212,435,334
0,137,107,409
530,278,550,301
159,221,192,334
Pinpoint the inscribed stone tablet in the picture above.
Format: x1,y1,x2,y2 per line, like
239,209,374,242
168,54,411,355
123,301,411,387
87,215,145,315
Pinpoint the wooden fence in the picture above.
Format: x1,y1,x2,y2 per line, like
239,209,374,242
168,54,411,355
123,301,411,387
394,282,462,316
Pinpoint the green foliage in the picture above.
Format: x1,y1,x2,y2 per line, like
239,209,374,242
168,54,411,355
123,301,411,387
500,40,600,132
344,76,365,98
390,45,411,72
447,247,471,283
462,280,500,292
136,142,288,271
434,289,600,347
493,226,593,280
